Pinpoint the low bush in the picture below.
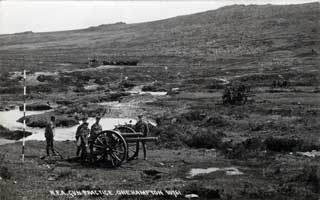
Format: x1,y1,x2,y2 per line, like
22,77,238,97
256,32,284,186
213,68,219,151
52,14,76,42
179,127,225,149
225,137,266,159
202,114,229,127
120,81,136,88
0,166,12,180
265,137,320,152
179,111,207,122
153,125,185,148
28,84,52,93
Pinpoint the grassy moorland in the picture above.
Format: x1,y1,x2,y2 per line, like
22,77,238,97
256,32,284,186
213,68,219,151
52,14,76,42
0,2,319,200
0,3,319,72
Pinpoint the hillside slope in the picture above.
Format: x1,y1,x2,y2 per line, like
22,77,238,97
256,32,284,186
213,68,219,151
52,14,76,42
0,2,319,72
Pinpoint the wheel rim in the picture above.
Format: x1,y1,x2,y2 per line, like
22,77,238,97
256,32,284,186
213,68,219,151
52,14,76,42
92,130,127,167
114,126,139,161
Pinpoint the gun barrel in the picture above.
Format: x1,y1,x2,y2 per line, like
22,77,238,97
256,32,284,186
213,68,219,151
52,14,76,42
125,137,159,143
120,133,144,137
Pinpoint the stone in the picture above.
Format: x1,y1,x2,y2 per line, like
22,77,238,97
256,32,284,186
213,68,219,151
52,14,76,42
185,194,199,199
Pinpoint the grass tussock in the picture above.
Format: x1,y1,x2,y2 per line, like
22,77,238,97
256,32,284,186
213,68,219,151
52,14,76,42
0,184,18,200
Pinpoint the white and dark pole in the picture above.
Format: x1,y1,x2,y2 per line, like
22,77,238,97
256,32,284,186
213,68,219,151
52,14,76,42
22,70,26,162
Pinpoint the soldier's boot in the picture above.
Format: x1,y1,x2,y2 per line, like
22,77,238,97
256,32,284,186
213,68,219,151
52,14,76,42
46,147,50,157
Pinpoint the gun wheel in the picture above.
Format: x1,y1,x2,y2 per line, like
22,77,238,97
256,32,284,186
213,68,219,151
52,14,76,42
114,126,139,161
91,130,127,167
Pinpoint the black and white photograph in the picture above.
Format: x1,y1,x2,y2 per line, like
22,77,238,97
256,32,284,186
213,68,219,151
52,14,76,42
0,0,319,199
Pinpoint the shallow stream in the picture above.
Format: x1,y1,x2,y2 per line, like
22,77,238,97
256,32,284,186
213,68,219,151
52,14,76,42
0,107,135,141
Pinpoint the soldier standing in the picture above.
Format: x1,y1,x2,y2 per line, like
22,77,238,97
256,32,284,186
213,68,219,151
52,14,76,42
134,115,149,160
89,116,102,153
75,117,90,159
45,116,56,156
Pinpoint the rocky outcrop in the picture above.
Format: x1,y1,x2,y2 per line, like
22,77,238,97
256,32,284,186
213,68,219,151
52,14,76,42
17,112,79,128
120,81,136,88
102,60,138,66
19,102,52,111
36,74,57,82
142,83,166,92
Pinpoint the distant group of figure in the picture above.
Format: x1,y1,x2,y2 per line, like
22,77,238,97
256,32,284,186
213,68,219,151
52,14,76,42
222,84,249,105
44,114,149,160
272,80,289,88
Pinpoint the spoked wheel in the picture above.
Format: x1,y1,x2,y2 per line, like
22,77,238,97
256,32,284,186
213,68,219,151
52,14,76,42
114,126,139,161
91,130,127,167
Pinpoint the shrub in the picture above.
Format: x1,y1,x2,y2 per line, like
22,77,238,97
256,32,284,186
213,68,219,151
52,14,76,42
202,114,229,127
265,137,320,152
28,84,52,93
179,111,207,122
154,125,185,148
121,81,136,88
0,86,21,94
0,166,12,180
265,137,303,152
225,137,266,159
180,127,225,149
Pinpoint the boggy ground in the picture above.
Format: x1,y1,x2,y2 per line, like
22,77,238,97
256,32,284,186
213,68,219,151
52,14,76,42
0,60,319,199
1,3,320,199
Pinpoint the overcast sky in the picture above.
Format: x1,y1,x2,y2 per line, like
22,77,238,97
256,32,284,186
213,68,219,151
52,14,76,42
0,0,318,34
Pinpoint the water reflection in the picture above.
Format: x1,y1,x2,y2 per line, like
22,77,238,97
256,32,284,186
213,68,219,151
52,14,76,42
187,167,243,178
0,108,135,141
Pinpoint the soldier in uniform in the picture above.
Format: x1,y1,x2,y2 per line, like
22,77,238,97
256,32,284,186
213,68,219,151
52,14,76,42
89,116,102,153
75,117,90,160
134,115,149,160
45,116,56,156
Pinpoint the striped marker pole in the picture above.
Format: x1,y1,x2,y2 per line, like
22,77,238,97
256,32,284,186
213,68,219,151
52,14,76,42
22,70,26,162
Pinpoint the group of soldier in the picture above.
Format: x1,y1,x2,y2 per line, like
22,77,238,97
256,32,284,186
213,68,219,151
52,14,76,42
272,80,288,88
75,116,102,160
44,114,149,161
